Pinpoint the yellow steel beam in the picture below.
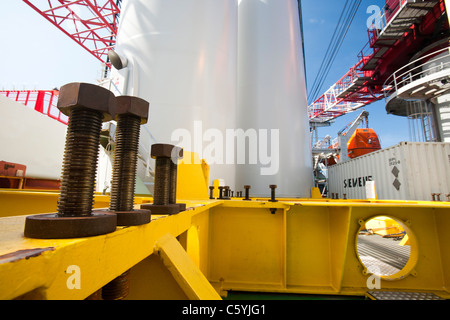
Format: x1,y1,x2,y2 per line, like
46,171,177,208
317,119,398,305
1,197,449,300
0,201,218,300
155,233,221,300
207,200,450,298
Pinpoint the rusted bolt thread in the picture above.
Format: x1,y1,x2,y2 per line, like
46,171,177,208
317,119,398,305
446,194,450,202
209,186,215,199
169,161,178,205
218,186,224,199
431,193,436,201
102,270,130,300
110,114,141,212
57,108,103,217
224,186,230,198
153,157,171,205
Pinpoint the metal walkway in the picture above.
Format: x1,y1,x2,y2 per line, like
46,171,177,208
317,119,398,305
357,234,411,276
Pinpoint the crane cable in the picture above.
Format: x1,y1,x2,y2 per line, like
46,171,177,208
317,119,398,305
307,0,363,104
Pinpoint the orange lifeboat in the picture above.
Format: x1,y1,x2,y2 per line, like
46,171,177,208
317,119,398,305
347,128,381,159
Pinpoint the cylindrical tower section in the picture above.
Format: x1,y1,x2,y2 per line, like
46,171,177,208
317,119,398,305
236,0,313,197
112,0,238,188
433,94,450,142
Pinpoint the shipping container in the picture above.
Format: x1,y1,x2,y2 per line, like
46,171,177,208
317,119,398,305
328,142,450,201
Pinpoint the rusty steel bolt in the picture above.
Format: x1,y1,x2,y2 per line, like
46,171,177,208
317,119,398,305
109,96,151,226
218,186,224,199
103,96,151,301
269,185,278,202
223,186,231,200
209,186,215,200
446,194,450,202
431,193,436,201
24,83,117,239
243,185,252,201
140,144,181,215
436,193,441,202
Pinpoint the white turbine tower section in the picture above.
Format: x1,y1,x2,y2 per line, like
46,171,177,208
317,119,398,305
112,0,238,187
111,0,312,197
236,0,313,197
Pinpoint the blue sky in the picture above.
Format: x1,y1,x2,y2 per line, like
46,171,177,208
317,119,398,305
301,0,410,147
0,0,409,148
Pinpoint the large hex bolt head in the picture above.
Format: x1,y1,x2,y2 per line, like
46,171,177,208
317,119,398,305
113,96,150,124
57,82,116,122
151,144,184,163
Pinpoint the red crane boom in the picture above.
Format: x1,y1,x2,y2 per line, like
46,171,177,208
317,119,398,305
23,0,122,68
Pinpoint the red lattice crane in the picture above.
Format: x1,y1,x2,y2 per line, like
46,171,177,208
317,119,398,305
23,0,122,69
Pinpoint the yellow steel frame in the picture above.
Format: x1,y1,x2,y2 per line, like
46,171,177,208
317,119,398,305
1,196,449,300
0,151,449,300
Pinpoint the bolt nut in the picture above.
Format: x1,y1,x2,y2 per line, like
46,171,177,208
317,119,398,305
151,144,184,160
57,82,116,122
114,96,150,124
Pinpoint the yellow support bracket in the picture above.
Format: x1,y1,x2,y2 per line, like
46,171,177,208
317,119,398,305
155,233,221,300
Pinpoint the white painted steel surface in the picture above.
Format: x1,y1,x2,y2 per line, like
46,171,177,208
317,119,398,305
112,0,238,188
112,0,313,197
236,0,313,197
435,93,450,142
0,95,66,180
328,142,450,201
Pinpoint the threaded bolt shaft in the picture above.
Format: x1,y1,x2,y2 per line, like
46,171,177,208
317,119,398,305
269,185,277,202
102,270,130,300
243,185,251,201
58,108,103,217
169,161,178,205
224,186,230,199
110,114,141,212
153,157,171,205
